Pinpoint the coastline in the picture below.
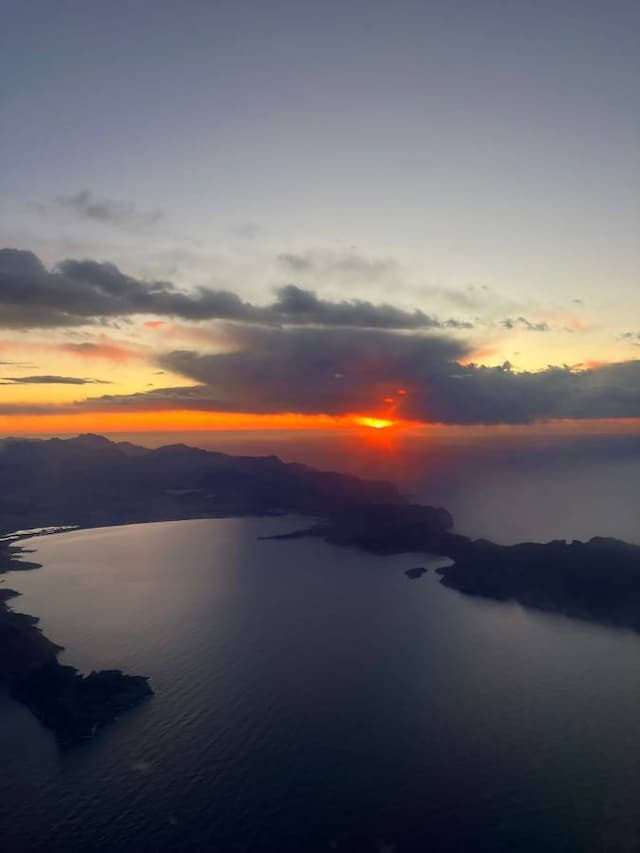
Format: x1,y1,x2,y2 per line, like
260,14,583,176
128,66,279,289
0,537,152,748
0,540,43,574
3,432,640,745
9,507,640,649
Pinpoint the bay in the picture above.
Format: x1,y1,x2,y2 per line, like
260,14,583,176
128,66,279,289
2,515,640,851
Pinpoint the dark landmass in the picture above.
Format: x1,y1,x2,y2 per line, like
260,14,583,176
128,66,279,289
11,659,153,749
260,502,463,556
0,587,152,747
278,506,640,632
436,537,640,632
0,588,60,677
405,567,428,580
0,433,400,536
250,459,640,632
0,433,404,746
0,539,42,573
301,503,456,554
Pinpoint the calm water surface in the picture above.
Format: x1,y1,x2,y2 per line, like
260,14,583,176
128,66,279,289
2,516,640,852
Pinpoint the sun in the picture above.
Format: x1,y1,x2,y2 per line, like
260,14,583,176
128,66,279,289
353,416,395,430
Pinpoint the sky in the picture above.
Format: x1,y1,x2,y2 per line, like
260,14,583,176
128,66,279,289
1,0,639,435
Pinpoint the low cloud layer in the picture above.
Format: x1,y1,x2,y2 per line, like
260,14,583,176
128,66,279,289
0,249,471,331
1,375,110,386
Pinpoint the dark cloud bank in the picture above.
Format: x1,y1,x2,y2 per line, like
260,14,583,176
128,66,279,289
0,249,467,331
2,248,640,425
85,327,640,425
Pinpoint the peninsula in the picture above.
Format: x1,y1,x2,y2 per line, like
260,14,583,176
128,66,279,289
0,583,152,747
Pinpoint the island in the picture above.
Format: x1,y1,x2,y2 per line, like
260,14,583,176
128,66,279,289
405,567,428,580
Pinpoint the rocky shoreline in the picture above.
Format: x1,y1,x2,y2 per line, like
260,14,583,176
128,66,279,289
436,536,640,633
0,542,152,748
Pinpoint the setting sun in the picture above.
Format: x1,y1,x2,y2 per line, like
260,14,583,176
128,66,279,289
353,417,395,430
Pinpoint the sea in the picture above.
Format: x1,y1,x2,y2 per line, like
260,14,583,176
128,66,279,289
2,435,640,852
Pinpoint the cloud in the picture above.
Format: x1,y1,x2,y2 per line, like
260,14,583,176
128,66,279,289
0,249,472,331
271,285,473,330
0,375,111,385
51,190,164,231
232,222,261,240
0,402,69,415
6,246,635,427
276,252,506,319
277,250,398,281
76,324,640,425
0,248,255,328
501,316,551,332
82,327,468,416
158,327,469,416
620,332,640,346
59,341,143,363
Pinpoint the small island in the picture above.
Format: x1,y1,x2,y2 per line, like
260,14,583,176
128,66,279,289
405,567,428,580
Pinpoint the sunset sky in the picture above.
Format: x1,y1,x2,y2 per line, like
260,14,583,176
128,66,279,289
1,0,639,435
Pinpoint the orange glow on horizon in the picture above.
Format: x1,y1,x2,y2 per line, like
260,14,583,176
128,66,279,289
0,409,415,435
1,409,639,440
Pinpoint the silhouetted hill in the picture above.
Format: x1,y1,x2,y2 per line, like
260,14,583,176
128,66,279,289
0,434,401,535
437,536,640,632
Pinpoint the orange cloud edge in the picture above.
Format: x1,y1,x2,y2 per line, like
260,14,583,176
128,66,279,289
0,411,414,435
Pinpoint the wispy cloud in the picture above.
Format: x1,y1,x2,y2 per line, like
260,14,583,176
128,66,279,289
500,316,551,332
620,332,640,346
48,189,164,232
277,249,398,281
59,341,143,363
1,375,111,385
